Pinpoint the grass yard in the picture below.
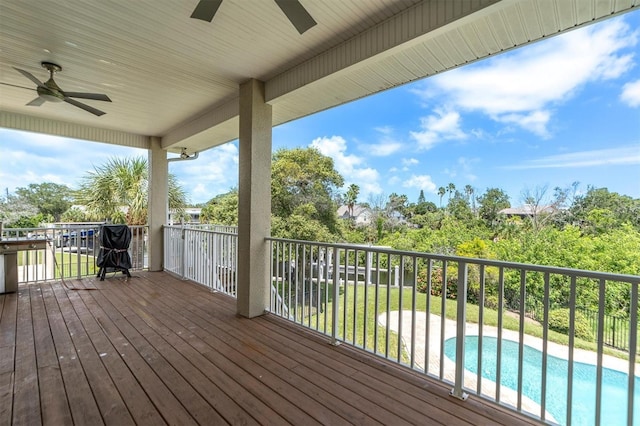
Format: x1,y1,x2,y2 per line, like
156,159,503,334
16,249,97,279
285,283,632,362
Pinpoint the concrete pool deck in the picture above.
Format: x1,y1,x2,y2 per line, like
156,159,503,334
378,310,639,422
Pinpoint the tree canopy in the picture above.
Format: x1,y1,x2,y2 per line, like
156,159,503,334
270,147,344,239
14,182,73,221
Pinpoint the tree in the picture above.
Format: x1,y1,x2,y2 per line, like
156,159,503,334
201,190,238,225
75,157,187,225
386,193,408,217
271,147,344,239
446,182,456,203
14,182,73,221
477,187,510,228
520,184,575,232
198,148,345,241
437,187,446,208
344,184,360,218
570,187,640,233
0,193,39,226
447,191,473,222
464,184,476,216
417,190,426,204
60,207,90,223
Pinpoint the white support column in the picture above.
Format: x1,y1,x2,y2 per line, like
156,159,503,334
148,136,168,272
237,79,272,318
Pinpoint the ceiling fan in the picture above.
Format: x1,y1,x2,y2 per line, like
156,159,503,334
191,0,316,35
2,61,111,116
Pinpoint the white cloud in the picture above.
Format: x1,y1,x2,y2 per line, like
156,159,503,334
359,126,404,156
503,146,640,170
497,110,551,139
311,136,362,173
402,175,437,193
621,79,640,107
310,136,382,198
402,158,419,167
409,108,467,150
413,18,638,136
365,141,403,156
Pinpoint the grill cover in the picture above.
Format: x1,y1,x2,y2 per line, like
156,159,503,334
97,224,132,271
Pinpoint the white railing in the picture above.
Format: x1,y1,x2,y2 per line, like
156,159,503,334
1,224,148,283
266,237,640,426
163,225,238,297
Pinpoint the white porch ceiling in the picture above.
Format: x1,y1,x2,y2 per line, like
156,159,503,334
0,0,637,154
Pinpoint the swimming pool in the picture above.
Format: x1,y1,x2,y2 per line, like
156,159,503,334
444,336,639,425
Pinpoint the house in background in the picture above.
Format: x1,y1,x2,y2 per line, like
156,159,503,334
499,204,558,219
168,207,202,224
337,204,373,226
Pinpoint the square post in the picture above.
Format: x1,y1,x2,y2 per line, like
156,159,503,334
237,79,272,318
148,136,168,271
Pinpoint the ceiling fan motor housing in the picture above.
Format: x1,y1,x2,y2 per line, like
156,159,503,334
37,80,65,102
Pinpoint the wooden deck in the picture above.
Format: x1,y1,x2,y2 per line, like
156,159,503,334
0,271,541,425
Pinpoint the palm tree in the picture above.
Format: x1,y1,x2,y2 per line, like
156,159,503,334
447,183,456,202
437,187,446,208
345,184,360,219
75,156,187,225
464,184,476,216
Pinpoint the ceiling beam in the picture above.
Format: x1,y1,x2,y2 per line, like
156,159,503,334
265,0,500,103
0,111,150,149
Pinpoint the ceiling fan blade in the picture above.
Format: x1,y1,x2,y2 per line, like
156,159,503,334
64,97,106,116
0,82,35,91
64,92,112,102
190,0,223,22
14,67,45,87
26,97,46,106
274,0,316,34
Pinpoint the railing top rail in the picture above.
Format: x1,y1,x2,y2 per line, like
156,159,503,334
266,236,640,283
163,224,238,236
3,224,148,231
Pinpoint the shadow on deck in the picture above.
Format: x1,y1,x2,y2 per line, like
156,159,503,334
0,271,540,425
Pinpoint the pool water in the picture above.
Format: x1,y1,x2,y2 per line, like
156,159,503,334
444,336,639,425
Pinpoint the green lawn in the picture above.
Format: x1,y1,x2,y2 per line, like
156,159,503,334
17,249,97,278
285,283,632,362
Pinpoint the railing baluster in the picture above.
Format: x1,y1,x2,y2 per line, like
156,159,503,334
517,269,526,411
628,282,638,426
410,256,417,369
331,247,340,345
425,258,432,376
496,267,504,403
450,261,468,400
374,251,380,355
398,254,404,363
595,278,605,426
566,276,577,426
477,264,485,396
439,261,447,380
541,272,550,422
354,248,359,346
385,252,391,358
363,249,370,352
343,249,349,343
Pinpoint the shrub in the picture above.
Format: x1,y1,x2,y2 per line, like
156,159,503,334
548,308,594,341
484,294,501,310
417,267,458,299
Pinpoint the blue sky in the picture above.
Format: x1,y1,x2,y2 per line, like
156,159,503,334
1,10,639,207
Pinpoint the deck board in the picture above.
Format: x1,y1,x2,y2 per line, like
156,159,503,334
0,272,542,425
